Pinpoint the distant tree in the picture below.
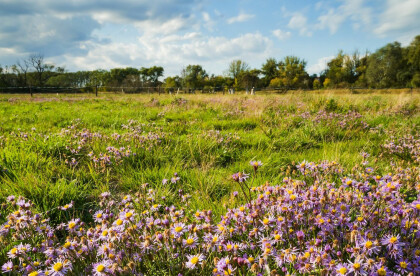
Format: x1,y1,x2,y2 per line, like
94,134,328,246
407,35,420,87
28,54,55,86
181,65,208,90
261,58,278,87
237,69,260,89
407,35,420,72
277,56,309,89
313,79,321,89
227,60,249,80
323,78,331,88
15,59,31,86
147,66,164,87
354,51,369,87
164,76,182,92
366,42,407,88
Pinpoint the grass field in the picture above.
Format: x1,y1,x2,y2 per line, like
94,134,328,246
0,91,419,275
1,92,418,214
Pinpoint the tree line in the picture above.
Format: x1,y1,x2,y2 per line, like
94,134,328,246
0,35,419,92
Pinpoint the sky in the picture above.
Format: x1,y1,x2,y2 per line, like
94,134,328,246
0,0,419,77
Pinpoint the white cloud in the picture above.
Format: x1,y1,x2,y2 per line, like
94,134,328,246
202,12,215,31
60,32,273,76
307,56,335,75
287,13,312,36
374,0,420,40
272,29,291,40
227,11,255,24
315,0,371,34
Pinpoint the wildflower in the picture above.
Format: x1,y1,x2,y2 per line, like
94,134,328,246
172,223,186,238
7,247,20,259
335,264,349,275
67,219,79,232
376,266,387,276
396,260,411,274
412,200,420,211
48,259,72,276
94,210,105,223
250,160,262,172
59,202,74,211
92,260,112,276
1,261,13,273
183,235,198,249
232,172,249,183
381,234,403,251
185,254,205,269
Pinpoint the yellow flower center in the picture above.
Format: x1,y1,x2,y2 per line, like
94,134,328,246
29,272,39,276
96,213,102,218
353,263,361,269
390,237,397,244
175,226,183,232
212,236,218,243
186,238,194,245
53,262,63,271
274,234,281,240
338,267,347,274
248,257,254,263
227,244,232,250
102,230,108,236
365,240,373,248
377,267,386,276
400,261,407,269
319,219,325,224
290,194,296,200
357,217,363,222
68,222,76,229
96,264,105,272
239,206,245,212
116,219,123,226
64,242,71,249
10,248,17,254
125,212,133,219
263,218,269,225
190,256,199,265
416,204,420,210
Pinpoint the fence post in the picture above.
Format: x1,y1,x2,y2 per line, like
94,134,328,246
30,86,33,97
95,85,98,97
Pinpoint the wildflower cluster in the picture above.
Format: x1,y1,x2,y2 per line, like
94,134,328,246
301,110,370,130
381,134,420,164
1,159,419,275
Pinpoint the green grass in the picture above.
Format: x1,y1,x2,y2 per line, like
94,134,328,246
0,92,419,222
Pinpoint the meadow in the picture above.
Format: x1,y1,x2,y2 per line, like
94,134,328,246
0,91,419,275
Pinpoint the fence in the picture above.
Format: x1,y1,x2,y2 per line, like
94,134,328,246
0,85,418,96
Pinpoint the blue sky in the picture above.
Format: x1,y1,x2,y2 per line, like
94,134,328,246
0,0,419,76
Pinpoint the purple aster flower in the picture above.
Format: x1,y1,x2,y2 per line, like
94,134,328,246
232,172,249,183
185,254,205,269
1,261,13,273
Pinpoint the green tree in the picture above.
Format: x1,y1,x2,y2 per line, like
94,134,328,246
164,76,181,92
313,79,321,89
181,65,208,90
277,56,309,89
366,42,407,88
261,58,278,87
227,60,249,80
237,69,260,89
